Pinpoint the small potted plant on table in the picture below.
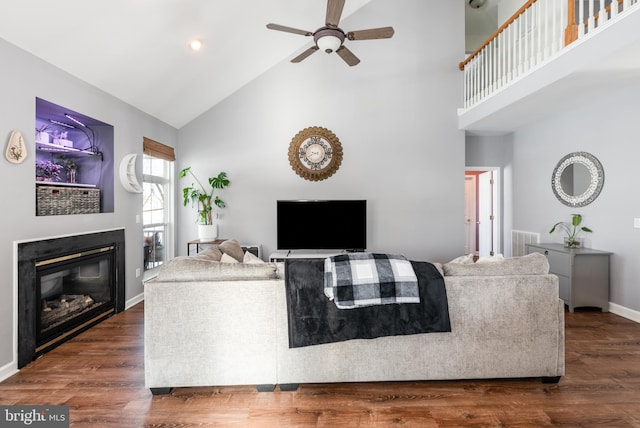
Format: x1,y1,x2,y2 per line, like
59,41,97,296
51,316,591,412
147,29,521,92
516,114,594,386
549,214,592,248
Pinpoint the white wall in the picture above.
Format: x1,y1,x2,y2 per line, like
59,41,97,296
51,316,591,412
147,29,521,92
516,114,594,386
177,0,466,263
0,38,177,373
473,80,640,313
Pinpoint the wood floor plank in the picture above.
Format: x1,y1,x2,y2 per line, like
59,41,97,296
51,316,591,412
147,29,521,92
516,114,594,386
2,303,640,427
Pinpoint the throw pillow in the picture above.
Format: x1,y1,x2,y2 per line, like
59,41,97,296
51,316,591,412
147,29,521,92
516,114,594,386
243,251,265,264
221,253,240,263
190,247,223,261
476,254,505,264
218,239,245,262
443,252,549,276
447,254,475,264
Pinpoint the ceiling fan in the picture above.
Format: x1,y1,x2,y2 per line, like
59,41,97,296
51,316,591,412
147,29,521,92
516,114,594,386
266,0,394,66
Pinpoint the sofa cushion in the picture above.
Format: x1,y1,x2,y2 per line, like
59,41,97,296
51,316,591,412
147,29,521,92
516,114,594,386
190,247,223,261
476,253,505,263
243,251,265,264
218,239,245,262
447,254,474,264
443,252,549,276
221,253,240,263
156,256,278,281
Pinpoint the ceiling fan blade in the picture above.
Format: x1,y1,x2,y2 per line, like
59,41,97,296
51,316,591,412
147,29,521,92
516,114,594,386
336,45,360,66
347,26,395,40
326,0,345,28
291,46,320,63
266,23,312,36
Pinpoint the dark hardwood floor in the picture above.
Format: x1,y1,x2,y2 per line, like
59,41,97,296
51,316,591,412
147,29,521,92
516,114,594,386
1,303,640,427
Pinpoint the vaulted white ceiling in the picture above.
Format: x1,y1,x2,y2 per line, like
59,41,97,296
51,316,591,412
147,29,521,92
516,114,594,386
1,1,499,129
0,0,378,129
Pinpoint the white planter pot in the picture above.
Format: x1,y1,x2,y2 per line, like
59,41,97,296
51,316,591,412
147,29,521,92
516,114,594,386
198,224,218,242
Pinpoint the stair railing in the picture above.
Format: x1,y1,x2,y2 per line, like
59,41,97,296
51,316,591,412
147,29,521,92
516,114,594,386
460,0,639,110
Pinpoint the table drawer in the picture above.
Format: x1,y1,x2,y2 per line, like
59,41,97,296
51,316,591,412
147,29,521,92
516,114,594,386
529,247,571,277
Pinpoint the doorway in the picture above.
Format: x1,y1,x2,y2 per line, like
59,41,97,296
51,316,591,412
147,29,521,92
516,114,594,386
464,167,500,257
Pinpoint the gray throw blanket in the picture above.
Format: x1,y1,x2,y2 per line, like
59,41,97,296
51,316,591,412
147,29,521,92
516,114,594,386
324,253,420,309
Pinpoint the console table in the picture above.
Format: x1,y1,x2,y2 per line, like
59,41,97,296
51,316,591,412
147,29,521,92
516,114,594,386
187,239,226,256
269,250,346,262
526,243,611,312
188,240,262,259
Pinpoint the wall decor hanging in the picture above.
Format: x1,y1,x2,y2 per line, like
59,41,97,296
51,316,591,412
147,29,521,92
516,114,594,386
5,130,27,164
288,126,343,181
551,151,604,207
119,153,143,193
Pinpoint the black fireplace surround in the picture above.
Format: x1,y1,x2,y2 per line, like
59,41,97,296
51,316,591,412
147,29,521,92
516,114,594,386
17,229,125,368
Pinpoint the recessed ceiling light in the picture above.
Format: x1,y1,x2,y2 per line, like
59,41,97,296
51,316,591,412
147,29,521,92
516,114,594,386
189,39,202,51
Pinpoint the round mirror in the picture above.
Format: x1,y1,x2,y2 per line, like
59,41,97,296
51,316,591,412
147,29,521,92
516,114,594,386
551,152,604,207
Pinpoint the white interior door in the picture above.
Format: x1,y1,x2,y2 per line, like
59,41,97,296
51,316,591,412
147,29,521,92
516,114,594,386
464,175,477,255
478,171,494,257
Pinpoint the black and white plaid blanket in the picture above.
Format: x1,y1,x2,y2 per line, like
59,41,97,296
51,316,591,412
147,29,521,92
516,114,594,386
324,252,420,309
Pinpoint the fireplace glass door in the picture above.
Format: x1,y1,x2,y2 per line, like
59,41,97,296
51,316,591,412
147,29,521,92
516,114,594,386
36,247,115,349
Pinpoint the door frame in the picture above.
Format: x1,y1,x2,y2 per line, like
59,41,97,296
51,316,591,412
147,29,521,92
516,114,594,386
465,166,501,257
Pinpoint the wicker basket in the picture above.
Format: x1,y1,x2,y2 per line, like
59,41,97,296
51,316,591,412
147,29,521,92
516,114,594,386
37,186,100,216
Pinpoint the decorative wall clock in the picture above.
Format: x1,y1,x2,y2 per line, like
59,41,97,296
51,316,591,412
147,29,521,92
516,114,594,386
288,126,343,181
5,130,27,164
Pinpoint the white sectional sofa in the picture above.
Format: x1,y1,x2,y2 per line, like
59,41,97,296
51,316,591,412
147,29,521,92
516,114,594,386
144,249,564,394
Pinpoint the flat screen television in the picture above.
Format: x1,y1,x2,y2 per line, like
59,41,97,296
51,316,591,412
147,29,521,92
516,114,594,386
277,200,367,251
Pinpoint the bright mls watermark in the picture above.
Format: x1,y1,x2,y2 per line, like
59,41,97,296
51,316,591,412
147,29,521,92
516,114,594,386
1,406,69,427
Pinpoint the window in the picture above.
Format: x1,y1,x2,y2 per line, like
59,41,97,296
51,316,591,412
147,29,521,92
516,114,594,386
142,138,174,272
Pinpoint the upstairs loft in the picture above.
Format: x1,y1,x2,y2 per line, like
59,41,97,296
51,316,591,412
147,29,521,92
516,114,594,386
458,0,640,135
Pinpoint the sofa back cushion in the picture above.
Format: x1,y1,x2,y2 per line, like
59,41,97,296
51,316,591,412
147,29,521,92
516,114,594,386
156,256,278,282
443,252,549,276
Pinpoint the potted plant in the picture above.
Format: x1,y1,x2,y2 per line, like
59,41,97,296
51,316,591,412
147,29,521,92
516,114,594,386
549,214,592,248
55,156,78,183
179,167,230,241
35,160,63,182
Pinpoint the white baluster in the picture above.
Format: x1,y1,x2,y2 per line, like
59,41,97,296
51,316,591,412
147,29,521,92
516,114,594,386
556,0,563,52
560,0,567,51
599,0,609,24
588,0,595,31
499,30,506,87
484,48,489,99
464,61,473,108
523,11,529,72
493,38,498,92
611,0,619,18
579,0,585,37
517,17,523,75
544,0,550,58
533,1,542,64
471,60,476,106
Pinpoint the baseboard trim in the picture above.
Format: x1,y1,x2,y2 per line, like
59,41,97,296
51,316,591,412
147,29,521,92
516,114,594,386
0,360,18,383
609,302,640,324
125,292,144,310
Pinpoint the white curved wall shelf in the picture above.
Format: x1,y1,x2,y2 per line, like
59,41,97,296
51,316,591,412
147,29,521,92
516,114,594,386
119,153,143,193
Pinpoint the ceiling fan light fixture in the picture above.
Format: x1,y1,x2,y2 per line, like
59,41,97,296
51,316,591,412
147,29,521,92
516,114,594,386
314,28,345,53
317,35,342,53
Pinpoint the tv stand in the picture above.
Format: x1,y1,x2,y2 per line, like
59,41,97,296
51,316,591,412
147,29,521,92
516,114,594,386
269,250,347,262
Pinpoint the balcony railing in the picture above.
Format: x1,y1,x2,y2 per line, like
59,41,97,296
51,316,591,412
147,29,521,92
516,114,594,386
459,0,639,110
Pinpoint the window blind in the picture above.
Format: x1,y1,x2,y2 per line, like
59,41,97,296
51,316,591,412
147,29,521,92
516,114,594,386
143,137,175,162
